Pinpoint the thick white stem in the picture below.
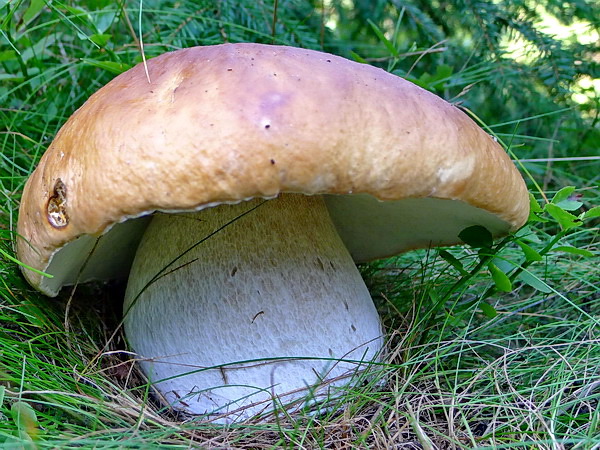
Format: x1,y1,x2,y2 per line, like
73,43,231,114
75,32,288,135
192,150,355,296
124,194,383,421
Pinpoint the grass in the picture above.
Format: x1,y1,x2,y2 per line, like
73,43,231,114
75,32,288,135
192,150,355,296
1,1,599,448
1,240,598,447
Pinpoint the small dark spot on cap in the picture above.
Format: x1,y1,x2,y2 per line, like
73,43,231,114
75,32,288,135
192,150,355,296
270,159,275,165
264,124,271,129
227,68,232,71
351,324,356,332
326,59,331,62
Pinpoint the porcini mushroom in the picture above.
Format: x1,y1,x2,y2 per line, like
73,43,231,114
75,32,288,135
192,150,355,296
16,43,529,421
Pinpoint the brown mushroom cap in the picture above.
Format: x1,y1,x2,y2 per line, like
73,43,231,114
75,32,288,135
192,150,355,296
16,43,529,296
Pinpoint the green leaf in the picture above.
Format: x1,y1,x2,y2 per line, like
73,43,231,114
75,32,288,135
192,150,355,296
492,258,512,273
89,33,112,47
555,199,583,211
349,51,368,64
11,401,40,443
528,212,549,223
518,270,552,293
527,211,550,223
529,194,543,213
544,203,582,230
435,64,453,80
21,0,46,27
516,239,542,262
558,201,583,212
582,206,600,220
367,19,399,57
428,289,439,303
459,225,493,248
552,246,595,258
488,262,512,292
92,6,119,33
0,50,17,62
81,59,131,74
515,225,542,243
417,64,454,91
551,186,576,204
528,194,548,222
479,301,498,318
438,250,468,276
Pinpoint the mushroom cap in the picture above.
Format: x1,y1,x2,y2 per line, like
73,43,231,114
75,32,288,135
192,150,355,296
16,43,529,296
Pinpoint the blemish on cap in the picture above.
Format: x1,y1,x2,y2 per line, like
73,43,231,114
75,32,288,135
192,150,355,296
437,157,475,184
47,178,69,229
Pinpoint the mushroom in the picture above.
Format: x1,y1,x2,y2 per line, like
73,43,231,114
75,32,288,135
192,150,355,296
16,43,529,421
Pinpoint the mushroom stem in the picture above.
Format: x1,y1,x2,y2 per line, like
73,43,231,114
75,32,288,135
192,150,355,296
123,194,383,421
